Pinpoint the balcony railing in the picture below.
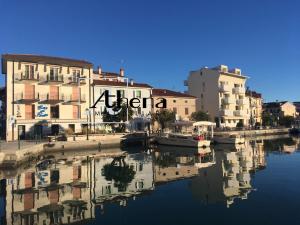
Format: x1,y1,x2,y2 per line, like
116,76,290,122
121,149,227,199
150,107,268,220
39,74,64,84
222,97,235,105
15,72,40,82
39,93,64,104
15,92,39,103
233,87,245,94
64,76,87,86
236,98,247,105
234,110,246,116
63,94,86,104
219,84,231,92
220,109,233,116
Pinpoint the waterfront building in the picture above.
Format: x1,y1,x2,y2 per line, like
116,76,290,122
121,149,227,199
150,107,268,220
185,65,250,128
263,101,297,118
92,68,152,131
1,54,93,141
152,88,196,121
246,90,263,125
293,102,300,116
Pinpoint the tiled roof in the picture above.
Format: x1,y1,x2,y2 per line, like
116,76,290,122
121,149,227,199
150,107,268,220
93,79,152,88
152,88,196,98
246,90,262,98
93,71,120,77
2,54,93,69
263,101,288,108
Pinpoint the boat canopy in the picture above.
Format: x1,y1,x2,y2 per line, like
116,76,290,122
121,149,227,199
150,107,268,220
193,121,216,127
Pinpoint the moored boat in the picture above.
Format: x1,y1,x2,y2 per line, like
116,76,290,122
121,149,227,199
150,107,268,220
156,121,215,148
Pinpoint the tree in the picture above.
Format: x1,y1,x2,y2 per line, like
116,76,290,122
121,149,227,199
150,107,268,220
102,103,134,132
279,116,295,128
151,109,175,130
236,120,244,128
103,156,136,191
190,111,211,121
262,113,276,127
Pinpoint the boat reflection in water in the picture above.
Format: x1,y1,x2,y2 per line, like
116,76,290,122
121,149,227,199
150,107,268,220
1,136,299,225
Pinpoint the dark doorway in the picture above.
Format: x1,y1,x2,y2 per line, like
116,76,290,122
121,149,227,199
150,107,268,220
50,105,59,119
68,124,75,133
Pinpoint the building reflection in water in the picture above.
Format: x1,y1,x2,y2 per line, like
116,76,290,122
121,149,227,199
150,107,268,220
2,137,293,224
4,152,154,225
190,141,266,208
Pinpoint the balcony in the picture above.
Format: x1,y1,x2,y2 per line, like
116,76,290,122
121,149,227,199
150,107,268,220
222,97,235,105
236,98,247,105
15,92,39,104
39,93,64,104
39,74,64,85
219,84,231,92
15,72,39,83
63,94,86,105
220,109,233,116
64,76,87,86
233,87,245,94
234,110,246,116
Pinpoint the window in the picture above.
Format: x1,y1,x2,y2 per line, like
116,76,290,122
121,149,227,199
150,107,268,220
50,68,59,80
136,90,141,98
173,99,176,103
50,105,59,119
185,108,189,115
173,107,177,113
185,100,188,103
25,65,34,79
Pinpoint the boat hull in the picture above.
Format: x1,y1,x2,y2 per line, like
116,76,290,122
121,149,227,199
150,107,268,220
156,136,210,148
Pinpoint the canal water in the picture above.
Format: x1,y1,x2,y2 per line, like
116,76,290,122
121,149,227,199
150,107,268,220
0,135,300,225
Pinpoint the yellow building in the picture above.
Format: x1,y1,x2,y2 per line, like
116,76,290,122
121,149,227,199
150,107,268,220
1,54,92,141
185,65,250,128
263,101,296,118
152,88,196,121
246,90,263,125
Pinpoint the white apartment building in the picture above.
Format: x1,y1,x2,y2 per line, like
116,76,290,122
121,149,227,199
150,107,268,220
91,68,152,131
185,65,250,128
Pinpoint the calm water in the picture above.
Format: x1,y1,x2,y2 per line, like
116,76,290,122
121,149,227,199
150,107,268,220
0,135,300,225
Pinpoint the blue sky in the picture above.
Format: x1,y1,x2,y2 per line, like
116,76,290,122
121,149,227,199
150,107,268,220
0,0,299,102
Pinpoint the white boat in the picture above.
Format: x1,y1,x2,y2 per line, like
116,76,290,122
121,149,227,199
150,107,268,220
156,121,215,148
214,133,245,144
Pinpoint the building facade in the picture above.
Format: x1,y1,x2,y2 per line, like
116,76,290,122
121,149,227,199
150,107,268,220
91,68,152,131
2,54,93,141
185,65,250,128
246,90,263,125
263,101,297,118
152,88,196,121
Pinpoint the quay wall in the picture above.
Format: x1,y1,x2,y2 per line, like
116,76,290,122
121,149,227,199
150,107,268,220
214,128,289,137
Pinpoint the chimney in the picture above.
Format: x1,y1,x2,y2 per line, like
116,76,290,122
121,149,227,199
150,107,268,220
98,66,102,75
120,68,124,77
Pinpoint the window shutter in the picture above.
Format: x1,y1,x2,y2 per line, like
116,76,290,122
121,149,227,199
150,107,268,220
44,65,47,72
18,62,21,70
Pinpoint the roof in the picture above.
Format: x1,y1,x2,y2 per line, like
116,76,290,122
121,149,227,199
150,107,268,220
246,90,262,98
152,88,196,98
93,71,120,77
92,79,152,88
2,54,93,73
263,101,288,108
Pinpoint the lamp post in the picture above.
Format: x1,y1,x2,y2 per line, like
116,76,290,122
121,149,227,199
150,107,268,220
85,108,90,140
